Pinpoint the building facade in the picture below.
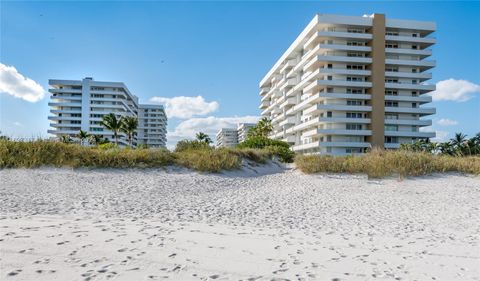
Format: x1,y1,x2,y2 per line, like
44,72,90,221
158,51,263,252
48,77,167,148
259,14,436,155
237,123,256,143
137,104,167,148
216,128,239,147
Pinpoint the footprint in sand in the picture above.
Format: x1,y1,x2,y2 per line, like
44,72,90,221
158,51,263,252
7,269,22,276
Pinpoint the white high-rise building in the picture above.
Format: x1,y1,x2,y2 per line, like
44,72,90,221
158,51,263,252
259,14,436,155
48,77,167,148
237,123,256,143
137,104,167,148
216,128,238,148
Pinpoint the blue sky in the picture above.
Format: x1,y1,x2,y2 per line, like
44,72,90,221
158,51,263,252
1,1,479,146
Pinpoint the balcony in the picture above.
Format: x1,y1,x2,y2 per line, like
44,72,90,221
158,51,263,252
304,103,372,115
385,131,435,138
385,47,432,58
385,71,432,79
304,79,372,93
385,35,436,47
385,59,435,70
385,82,435,91
384,95,432,103
385,106,436,115
384,119,432,126
303,128,372,137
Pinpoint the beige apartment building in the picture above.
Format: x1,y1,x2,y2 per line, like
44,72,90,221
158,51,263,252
259,14,436,155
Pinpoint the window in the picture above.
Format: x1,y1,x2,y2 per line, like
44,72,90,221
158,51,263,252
385,136,398,143
346,112,362,118
412,103,417,108
346,148,363,153
327,76,332,80
385,79,398,83
385,101,398,107
327,111,332,117
385,125,398,131
411,45,418,50
412,91,418,96
346,124,363,130
385,90,398,96
347,52,364,57
385,66,398,72
385,43,398,48
347,88,364,94
347,28,364,33
327,64,332,69
346,65,363,70
385,113,398,120
347,100,362,106
386,31,399,36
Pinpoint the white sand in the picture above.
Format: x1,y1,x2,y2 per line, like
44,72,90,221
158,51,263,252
1,167,479,280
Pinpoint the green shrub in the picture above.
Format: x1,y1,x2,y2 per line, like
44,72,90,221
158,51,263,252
175,139,212,152
237,136,290,149
265,145,295,163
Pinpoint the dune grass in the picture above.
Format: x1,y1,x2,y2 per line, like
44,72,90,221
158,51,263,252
0,139,279,172
295,149,480,178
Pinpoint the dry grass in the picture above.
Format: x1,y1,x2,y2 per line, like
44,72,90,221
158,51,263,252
295,149,480,178
0,140,276,172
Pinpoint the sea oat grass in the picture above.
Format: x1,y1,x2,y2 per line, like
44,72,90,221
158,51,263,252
295,149,480,178
174,149,241,172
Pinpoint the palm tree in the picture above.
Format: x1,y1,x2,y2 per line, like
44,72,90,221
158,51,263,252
60,135,72,144
451,133,467,147
121,116,138,147
89,134,103,146
77,130,90,146
196,132,212,144
101,113,123,145
256,117,273,137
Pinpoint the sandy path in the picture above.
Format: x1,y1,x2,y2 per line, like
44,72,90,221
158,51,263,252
1,168,479,280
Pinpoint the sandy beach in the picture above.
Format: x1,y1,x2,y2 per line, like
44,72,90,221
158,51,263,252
1,167,479,280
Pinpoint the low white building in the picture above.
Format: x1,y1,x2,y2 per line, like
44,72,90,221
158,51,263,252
216,128,238,148
48,77,167,148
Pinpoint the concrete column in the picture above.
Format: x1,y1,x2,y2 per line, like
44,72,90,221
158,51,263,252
369,14,386,148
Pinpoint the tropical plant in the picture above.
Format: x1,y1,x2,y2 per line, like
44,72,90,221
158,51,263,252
101,113,123,145
401,132,480,156
121,116,138,147
89,134,104,146
0,131,10,140
77,130,90,146
247,117,273,138
175,139,213,152
60,135,72,144
195,132,212,144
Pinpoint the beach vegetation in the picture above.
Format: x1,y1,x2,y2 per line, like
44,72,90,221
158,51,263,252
295,149,480,178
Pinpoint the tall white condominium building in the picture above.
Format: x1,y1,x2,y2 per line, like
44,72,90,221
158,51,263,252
259,14,436,155
48,77,167,148
237,123,256,143
137,104,167,148
216,128,239,147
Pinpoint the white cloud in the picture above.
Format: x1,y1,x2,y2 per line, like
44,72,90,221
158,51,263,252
420,127,449,142
436,118,458,126
166,115,260,149
430,79,480,102
0,63,46,102
13,121,23,127
149,95,219,119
